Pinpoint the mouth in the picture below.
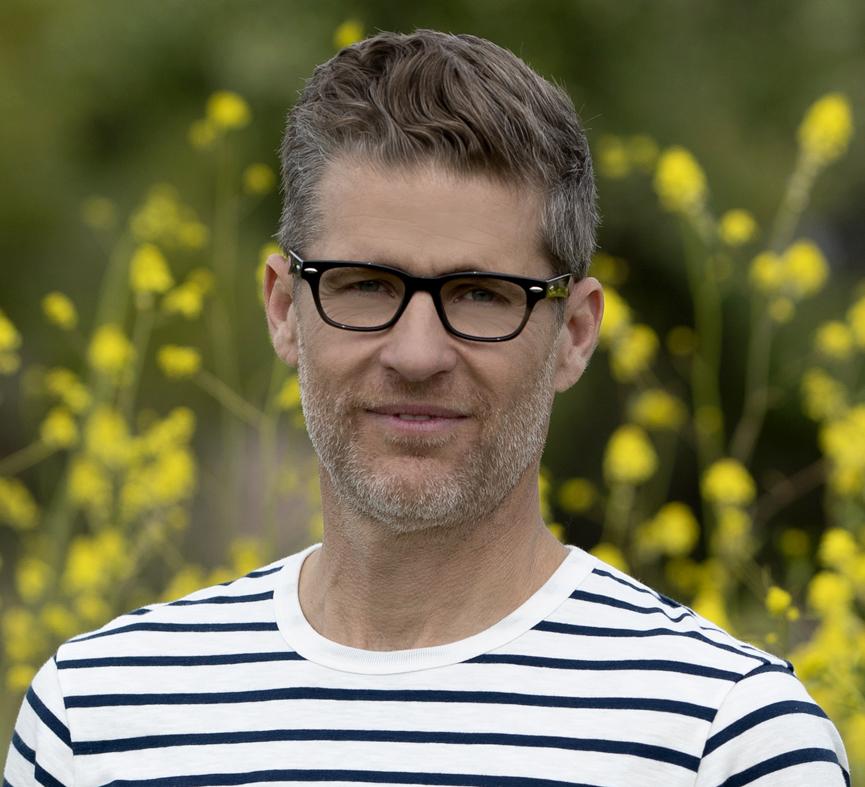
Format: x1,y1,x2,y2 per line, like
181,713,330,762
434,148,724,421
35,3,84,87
364,403,469,434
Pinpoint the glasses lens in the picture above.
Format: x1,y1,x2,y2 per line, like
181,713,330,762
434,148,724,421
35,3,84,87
442,276,528,339
318,267,405,328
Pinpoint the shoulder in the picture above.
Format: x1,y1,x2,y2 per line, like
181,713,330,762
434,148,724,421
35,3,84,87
553,551,789,678
55,555,291,664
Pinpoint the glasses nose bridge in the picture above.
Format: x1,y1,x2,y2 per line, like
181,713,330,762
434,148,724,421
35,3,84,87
397,273,451,333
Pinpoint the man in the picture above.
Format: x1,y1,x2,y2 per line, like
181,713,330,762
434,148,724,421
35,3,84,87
6,29,849,787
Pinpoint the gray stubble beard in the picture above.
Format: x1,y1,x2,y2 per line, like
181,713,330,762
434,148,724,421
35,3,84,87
296,331,557,537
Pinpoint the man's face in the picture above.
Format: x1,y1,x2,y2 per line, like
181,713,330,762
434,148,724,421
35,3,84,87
280,160,581,534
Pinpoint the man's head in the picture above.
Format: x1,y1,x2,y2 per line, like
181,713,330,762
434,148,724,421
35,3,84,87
276,29,598,279
265,30,603,535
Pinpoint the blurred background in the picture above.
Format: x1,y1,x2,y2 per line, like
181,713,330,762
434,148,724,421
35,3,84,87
0,0,863,768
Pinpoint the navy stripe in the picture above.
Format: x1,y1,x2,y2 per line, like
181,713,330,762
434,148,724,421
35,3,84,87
468,653,741,681
57,651,304,670
590,568,681,610
721,747,850,787
703,700,828,756
105,769,594,786
218,565,284,584
26,687,71,747
11,731,35,764
533,620,770,664
70,621,279,642
168,591,274,606
570,590,694,623
65,686,713,719
34,765,66,787
76,728,698,769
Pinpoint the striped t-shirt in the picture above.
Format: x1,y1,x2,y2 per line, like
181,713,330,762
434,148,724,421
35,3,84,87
5,542,850,786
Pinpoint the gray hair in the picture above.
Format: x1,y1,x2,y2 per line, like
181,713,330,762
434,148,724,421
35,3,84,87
277,29,598,278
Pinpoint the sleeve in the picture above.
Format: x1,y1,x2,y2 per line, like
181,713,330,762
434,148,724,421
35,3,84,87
694,662,850,786
3,655,75,787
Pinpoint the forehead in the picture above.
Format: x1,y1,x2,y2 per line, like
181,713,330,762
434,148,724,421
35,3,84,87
311,158,549,276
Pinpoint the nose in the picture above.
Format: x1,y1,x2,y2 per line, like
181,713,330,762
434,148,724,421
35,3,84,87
377,292,458,381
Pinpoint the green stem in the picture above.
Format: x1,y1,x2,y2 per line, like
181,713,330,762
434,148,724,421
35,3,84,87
602,483,635,554
117,298,156,421
770,153,818,253
195,370,264,428
0,441,55,477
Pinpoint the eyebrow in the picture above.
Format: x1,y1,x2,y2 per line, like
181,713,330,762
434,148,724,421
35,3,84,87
361,255,501,276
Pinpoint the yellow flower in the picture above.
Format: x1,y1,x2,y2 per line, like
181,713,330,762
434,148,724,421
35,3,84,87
782,240,828,299
68,455,112,513
814,321,853,361
206,91,251,130
691,589,732,631
15,557,52,603
712,507,753,560
798,92,853,167
41,292,78,330
590,542,629,572
187,268,215,294
130,184,181,243
40,407,78,449
243,163,276,195
627,135,658,172
666,325,698,356
188,118,217,150
801,367,847,422
590,253,628,287
157,345,202,379
557,478,597,514
719,209,757,246
629,388,686,431
85,406,132,469
334,19,364,49
162,282,205,319
0,477,38,530
603,424,658,485
230,537,267,575
807,571,854,616
597,135,630,179
637,502,699,558
88,324,135,377
75,593,112,625
701,458,756,507
121,447,197,520
765,585,792,616
6,664,36,694
846,296,865,349
161,565,206,601
130,243,174,294
598,287,631,346
63,530,131,594
276,376,301,410
81,196,116,230
611,324,659,382
0,329,20,374
819,528,858,571
40,603,78,639
3,608,46,663
653,146,707,214
748,251,784,294
137,407,195,458
820,407,865,484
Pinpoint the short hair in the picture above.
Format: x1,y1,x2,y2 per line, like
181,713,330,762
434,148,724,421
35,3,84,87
277,29,598,278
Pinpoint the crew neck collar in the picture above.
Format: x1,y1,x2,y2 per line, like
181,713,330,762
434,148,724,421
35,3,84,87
273,542,594,674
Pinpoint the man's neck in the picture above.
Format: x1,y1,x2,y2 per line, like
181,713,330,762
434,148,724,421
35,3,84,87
297,471,569,652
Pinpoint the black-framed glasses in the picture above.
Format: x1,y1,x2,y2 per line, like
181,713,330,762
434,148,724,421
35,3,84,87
287,249,572,342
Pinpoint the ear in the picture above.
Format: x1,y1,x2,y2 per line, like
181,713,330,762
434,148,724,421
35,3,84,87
263,253,299,367
553,276,604,393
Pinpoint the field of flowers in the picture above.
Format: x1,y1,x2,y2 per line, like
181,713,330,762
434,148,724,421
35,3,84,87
0,21,860,775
